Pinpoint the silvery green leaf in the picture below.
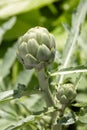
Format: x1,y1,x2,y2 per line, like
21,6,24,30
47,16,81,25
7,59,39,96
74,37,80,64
0,90,13,103
51,65,87,76
0,17,16,44
58,0,87,83
0,0,56,19
0,43,17,81
5,115,35,130
14,69,34,87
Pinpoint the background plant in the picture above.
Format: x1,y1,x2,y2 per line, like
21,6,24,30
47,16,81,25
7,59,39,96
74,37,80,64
0,0,87,130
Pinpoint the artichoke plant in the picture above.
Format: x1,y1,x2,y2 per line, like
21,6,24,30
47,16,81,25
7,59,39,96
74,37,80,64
17,26,56,70
57,84,77,105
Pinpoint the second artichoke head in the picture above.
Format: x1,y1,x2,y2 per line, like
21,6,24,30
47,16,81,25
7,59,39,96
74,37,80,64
17,26,56,69
57,84,77,105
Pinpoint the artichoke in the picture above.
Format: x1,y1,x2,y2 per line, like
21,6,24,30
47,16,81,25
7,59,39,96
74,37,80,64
57,84,76,105
17,26,56,69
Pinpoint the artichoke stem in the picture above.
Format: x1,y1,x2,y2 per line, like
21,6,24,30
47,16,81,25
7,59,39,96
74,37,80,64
36,68,59,130
36,68,55,107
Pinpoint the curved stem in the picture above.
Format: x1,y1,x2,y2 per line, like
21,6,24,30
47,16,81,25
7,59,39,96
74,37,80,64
52,124,62,130
36,68,55,107
36,68,63,130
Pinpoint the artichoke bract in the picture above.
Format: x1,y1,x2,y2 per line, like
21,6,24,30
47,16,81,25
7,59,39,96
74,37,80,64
17,26,56,69
57,84,76,105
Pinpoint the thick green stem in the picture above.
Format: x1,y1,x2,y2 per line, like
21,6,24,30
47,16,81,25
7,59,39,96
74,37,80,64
52,124,62,130
52,104,66,130
36,68,55,107
36,68,62,130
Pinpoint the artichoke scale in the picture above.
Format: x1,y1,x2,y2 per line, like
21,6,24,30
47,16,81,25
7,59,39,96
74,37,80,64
24,54,38,69
37,44,51,61
18,42,27,58
27,39,39,57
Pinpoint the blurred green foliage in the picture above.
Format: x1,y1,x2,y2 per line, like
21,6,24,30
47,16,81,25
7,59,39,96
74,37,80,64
0,0,87,130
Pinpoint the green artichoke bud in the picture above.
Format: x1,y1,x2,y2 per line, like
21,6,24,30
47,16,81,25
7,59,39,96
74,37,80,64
57,84,76,105
17,26,56,69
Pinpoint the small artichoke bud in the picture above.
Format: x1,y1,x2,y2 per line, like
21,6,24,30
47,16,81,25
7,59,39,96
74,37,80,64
60,95,69,104
17,26,56,69
57,84,77,105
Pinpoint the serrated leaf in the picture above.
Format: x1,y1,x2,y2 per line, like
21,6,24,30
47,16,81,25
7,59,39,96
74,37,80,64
0,43,17,81
0,70,34,102
72,0,87,31
58,0,87,83
62,0,87,65
0,17,16,44
51,65,87,76
0,0,56,19
78,22,87,54
5,115,35,130
0,118,16,130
